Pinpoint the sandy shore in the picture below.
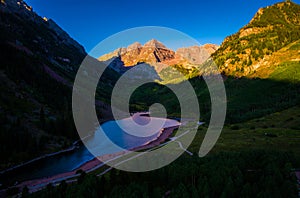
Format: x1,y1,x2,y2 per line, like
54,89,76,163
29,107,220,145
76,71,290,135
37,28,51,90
15,126,178,191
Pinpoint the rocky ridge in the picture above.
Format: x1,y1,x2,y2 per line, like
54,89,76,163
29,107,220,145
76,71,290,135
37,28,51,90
98,39,219,80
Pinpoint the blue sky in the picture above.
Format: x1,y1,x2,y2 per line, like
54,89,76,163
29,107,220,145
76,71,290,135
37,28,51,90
26,0,300,55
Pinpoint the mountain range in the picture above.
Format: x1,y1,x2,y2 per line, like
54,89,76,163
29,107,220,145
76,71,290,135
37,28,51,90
98,39,219,82
99,39,218,67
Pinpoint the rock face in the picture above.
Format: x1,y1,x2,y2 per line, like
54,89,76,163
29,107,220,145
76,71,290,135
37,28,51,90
176,44,219,64
121,43,175,66
99,39,176,67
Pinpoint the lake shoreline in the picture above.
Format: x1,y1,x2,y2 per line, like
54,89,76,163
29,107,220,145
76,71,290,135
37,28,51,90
13,124,180,193
0,115,118,179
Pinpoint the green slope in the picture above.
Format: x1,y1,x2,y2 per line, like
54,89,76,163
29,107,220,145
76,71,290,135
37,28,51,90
212,1,300,78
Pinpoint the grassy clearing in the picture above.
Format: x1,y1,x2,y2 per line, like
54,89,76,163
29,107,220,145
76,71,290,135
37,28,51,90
270,61,300,83
189,105,300,156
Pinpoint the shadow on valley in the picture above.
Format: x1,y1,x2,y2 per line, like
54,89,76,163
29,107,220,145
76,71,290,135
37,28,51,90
1,41,300,174
27,150,299,198
129,75,300,124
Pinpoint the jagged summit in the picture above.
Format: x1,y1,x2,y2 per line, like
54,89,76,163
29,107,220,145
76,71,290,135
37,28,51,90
127,42,142,50
98,40,168,62
144,39,167,49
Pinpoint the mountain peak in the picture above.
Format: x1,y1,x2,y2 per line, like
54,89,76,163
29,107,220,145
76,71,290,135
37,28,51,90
127,42,142,50
144,39,167,49
247,0,300,27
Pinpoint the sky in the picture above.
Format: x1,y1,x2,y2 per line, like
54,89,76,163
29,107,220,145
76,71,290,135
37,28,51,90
26,0,300,56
